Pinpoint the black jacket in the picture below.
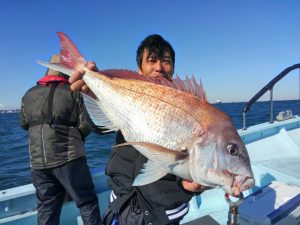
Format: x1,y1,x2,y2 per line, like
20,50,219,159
105,131,194,225
20,80,93,169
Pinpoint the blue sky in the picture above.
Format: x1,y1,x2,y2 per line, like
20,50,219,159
1,0,300,109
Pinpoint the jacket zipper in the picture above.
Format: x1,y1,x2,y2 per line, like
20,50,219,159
41,124,46,165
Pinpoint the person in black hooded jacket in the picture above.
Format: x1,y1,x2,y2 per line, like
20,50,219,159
20,54,101,225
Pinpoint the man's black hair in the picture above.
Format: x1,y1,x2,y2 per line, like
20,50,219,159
136,34,175,70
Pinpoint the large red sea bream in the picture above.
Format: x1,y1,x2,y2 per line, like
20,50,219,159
38,32,255,197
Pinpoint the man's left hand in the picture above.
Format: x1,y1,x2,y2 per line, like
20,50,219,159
181,180,211,193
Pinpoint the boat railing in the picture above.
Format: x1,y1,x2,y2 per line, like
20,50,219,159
242,63,300,130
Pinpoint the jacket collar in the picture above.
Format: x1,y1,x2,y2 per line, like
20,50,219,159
37,75,69,86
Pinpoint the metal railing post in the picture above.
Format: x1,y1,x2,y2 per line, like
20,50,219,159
242,112,246,130
270,88,274,124
242,64,300,128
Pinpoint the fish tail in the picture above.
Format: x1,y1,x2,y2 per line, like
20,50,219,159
57,32,87,69
37,32,87,77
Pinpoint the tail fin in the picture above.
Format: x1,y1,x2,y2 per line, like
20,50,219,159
37,32,87,76
36,61,74,76
57,32,86,69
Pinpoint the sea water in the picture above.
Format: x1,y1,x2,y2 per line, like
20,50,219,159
0,100,299,190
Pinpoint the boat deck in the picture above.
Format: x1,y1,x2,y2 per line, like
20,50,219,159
244,118,300,187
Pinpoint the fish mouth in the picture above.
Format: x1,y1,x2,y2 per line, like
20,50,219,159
231,175,255,197
223,170,255,197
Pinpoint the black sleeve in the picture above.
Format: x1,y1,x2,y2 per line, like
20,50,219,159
105,131,142,195
106,146,140,195
19,97,29,130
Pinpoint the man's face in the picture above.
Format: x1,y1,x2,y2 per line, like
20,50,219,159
138,49,174,81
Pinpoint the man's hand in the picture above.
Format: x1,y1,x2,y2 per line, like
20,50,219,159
181,180,211,193
69,61,98,98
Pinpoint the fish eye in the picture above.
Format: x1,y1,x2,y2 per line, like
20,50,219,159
226,143,238,156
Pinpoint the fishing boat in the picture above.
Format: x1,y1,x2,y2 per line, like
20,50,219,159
1,64,300,225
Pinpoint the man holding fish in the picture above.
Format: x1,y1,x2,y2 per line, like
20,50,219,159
39,32,255,225
70,35,202,225
70,34,206,225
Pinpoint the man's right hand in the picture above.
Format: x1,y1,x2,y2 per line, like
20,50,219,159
69,61,98,98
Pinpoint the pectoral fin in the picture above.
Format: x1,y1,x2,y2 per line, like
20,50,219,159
133,160,168,186
82,93,118,133
114,142,189,163
115,142,191,186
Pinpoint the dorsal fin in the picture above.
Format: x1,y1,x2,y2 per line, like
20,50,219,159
97,69,207,101
174,75,188,92
185,75,195,95
192,75,200,97
198,79,207,101
99,69,139,79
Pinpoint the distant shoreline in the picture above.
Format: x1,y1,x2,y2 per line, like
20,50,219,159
0,109,20,114
211,99,299,104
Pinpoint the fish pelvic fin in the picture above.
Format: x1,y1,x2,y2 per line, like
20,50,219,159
81,93,118,132
57,32,87,69
133,160,168,186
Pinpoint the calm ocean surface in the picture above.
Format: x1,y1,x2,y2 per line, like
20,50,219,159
0,100,299,190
